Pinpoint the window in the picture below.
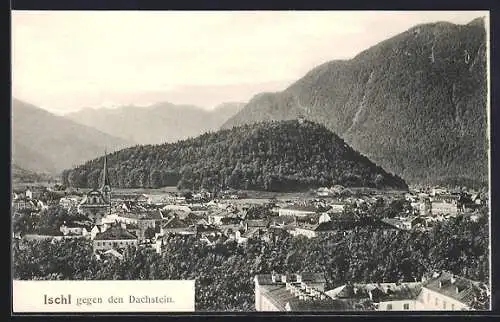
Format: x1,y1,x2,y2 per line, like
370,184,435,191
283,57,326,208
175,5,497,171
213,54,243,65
451,304,455,310
427,293,430,303
386,304,393,310
403,303,410,310
435,298,438,306
443,301,447,310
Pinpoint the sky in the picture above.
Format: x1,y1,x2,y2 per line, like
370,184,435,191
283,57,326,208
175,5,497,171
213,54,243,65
12,10,488,115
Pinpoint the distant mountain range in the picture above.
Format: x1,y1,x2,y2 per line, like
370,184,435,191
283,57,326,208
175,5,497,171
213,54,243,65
222,18,488,187
11,164,54,183
11,99,133,174
62,119,408,192
65,102,245,145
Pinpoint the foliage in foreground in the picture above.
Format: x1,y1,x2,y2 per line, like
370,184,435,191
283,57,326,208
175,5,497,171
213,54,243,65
13,216,489,311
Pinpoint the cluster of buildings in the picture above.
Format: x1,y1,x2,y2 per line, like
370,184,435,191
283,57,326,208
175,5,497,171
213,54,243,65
254,271,489,311
11,186,49,212
11,155,490,311
12,154,488,258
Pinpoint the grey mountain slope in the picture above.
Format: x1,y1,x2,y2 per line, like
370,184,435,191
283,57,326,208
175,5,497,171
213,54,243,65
12,99,133,174
222,18,488,186
65,102,245,145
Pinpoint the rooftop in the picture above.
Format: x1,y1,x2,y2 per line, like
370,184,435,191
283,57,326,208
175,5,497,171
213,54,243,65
259,278,357,311
162,217,192,229
119,210,163,220
256,273,326,285
286,297,366,311
94,225,137,240
422,271,485,307
328,282,422,302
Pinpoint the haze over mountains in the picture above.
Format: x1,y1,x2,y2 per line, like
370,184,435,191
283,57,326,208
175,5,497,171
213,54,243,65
65,102,245,144
13,17,488,189
223,18,488,187
11,99,132,174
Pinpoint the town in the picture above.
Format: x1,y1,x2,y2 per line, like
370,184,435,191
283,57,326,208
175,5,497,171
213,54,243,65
11,153,490,311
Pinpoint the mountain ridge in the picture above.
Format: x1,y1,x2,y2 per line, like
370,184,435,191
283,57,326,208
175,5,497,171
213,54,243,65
11,99,133,174
222,18,488,186
65,101,245,145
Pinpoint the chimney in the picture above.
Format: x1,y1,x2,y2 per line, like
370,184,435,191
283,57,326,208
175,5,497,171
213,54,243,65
320,294,326,300
451,276,456,284
439,281,443,288
281,274,287,283
296,274,302,283
455,286,460,294
271,271,277,283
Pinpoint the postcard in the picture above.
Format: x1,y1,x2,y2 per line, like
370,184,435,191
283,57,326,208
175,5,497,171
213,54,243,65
11,10,491,313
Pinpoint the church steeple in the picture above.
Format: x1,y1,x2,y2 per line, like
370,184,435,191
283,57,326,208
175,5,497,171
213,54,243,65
100,149,111,194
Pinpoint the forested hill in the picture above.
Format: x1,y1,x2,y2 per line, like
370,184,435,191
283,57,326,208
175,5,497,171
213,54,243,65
222,18,488,187
62,120,408,191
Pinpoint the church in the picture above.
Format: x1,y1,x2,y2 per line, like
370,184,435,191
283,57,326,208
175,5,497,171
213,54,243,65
78,152,112,225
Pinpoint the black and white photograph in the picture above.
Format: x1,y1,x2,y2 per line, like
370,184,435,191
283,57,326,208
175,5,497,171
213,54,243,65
11,10,491,312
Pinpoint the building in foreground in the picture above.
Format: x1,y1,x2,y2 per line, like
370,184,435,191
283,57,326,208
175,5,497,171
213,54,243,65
328,271,488,311
255,271,489,311
254,272,371,311
93,225,138,252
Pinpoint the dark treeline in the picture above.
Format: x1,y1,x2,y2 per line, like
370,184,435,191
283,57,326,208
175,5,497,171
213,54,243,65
62,120,407,192
13,215,488,311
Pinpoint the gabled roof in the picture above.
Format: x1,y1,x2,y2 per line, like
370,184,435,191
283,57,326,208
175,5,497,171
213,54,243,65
94,225,137,240
422,271,485,307
258,280,344,312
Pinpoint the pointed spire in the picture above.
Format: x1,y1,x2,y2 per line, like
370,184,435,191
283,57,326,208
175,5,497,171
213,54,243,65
101,149,111,189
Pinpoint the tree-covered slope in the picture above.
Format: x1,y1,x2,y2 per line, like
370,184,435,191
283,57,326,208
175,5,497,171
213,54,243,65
222,18,488,186
62,120,408,191
11,164,54,183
